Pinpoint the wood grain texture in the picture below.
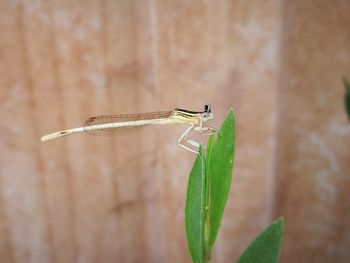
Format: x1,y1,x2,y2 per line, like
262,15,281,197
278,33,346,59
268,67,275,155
0,0,349,262
273,1,350,262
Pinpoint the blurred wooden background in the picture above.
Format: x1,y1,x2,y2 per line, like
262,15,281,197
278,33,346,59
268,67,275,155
0,0,350,262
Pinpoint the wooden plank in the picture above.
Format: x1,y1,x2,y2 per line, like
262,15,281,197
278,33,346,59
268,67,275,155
0,1,16,261
96,0,152,262
47,0,129,262
274,1,350,262
0,1,53,262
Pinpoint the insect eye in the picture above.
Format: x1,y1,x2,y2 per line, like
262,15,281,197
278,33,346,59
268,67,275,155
204,104,211,113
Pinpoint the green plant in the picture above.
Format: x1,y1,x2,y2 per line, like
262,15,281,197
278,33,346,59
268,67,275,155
236,218,284,263
185,109,235,263
184,109,284,263
343,78,350,121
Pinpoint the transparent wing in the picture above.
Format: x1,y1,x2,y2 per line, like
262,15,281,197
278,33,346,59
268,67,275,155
83,111,172,136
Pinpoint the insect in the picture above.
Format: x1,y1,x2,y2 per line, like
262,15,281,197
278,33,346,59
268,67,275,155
41,105,215,153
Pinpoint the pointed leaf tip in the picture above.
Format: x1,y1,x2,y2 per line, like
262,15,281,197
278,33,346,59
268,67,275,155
236,217,284,263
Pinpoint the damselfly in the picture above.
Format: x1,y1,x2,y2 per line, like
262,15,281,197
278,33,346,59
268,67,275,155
41,105,215,153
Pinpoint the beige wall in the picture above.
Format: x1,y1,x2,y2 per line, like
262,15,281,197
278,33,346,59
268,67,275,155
0,0,349,262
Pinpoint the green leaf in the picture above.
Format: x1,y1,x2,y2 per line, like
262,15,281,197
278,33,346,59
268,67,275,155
204,133,216,260
236,218,284,263
208,109,236,247
205,133,216,167
185,110,236,262
343,78,350,122
185,146,206,263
